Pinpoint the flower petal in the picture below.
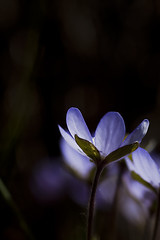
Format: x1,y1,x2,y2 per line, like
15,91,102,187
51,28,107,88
125,156,136,172
132,148,160,188
66,107,92,142
94,112,125,156
122,119,149,146
58,125,80,152
60,139,93,179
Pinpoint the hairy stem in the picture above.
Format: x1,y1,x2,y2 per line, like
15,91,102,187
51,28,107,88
152,188,160,240
87,165,103,240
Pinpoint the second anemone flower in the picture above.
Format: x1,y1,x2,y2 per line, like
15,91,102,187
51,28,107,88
58,107,149,166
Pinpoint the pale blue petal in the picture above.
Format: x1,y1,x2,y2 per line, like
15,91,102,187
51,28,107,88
132,148,153,183
58,125,80,152
124,173,155,201
94,112,125,156
60,139,93,179
125,157,135,172
122,119,149,146
132,148,160,188
66,107,92,142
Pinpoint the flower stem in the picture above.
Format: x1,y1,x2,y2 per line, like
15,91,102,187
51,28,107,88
87,165,103,240
152,188,160,240
0,178,35,240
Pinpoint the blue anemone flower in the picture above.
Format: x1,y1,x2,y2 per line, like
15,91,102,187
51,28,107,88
126,148,160,190
58,107,149,162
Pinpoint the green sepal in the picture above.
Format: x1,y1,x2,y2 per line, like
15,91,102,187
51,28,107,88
75,134,101,163
102,142,139,166
131,171,157,194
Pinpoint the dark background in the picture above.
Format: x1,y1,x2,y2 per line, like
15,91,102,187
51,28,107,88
0,0,160,239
